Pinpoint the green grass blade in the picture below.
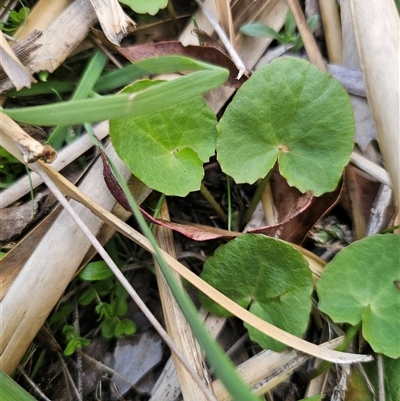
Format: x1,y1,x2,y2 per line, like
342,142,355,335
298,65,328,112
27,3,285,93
5,55,225,97
47,49,109,144
94,55,221,93
5,81,75,97
1,68,228,126
72,49,108,99
0,370,36,401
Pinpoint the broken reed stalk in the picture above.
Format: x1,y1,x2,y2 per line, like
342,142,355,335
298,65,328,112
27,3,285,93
0,32,36,90
318,0,342,63
0,112,56,163
349,0,400,212
284,0,326,71
153,200,215,401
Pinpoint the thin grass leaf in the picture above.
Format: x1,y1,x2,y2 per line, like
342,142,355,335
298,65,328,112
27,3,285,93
0,370,36,401
1,64,228,126
48,49,109,144
94,55,223,93
239,23,282,41
105,152,262,401
5,82,75,97
284,11,297,36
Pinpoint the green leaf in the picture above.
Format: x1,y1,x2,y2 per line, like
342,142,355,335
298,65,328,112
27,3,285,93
94,278,114,295
284,11,297,36
63,339,80,355
384,355,400,401
9,7,29,23
111,296,128,317
0,370,37,401
107,146,262,401
64,338,90,355
1,57,228,126
217,57,354,196
78,287,97,306
292,15,319,51
62,324,77,341
119,0,168,15
101,317,119,338
115,318,137,337
78,261,113,281
199,234,313,351
293,35,304,52
114,280,129,299
110,80,217,196
48,49,108,145
96,302,114,319
239,23,282,41
317,234,400,358
62,325,91,355
307,15,319,34
49,303,74,323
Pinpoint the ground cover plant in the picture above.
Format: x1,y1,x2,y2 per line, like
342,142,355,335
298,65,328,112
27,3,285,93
0,0,399,400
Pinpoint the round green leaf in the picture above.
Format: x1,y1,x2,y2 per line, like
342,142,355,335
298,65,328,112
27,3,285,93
199,234,313,351
217,57,354,196
119,0,168,15
317,234,400,358
110,80,217,196
78,261,113,281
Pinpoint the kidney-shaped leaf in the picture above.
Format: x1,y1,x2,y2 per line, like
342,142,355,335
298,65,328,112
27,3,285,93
110,80,217,196
199,234,313,351
217,57,355,196
317,234,400,358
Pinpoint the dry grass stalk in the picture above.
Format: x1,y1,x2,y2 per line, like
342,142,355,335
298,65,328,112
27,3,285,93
0,122,109,208
181,0,288,112
0,31,36,90
89,0,136,45
30,160,216,399
150,311,227,400
153,200,214,401
0,157,372,365
349,0,400,211
212,337,344,400
341,0,377,156
285,0,326,71
0,0,97,92
0,113,56,163
318,0,342,63
0,208,61,299
13,0,72,40
0,143,132,374
215,0,236,46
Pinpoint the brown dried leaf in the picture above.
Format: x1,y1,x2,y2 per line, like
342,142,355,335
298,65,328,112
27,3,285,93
101,152,313,241
115,41,248,89
276,168,342,244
